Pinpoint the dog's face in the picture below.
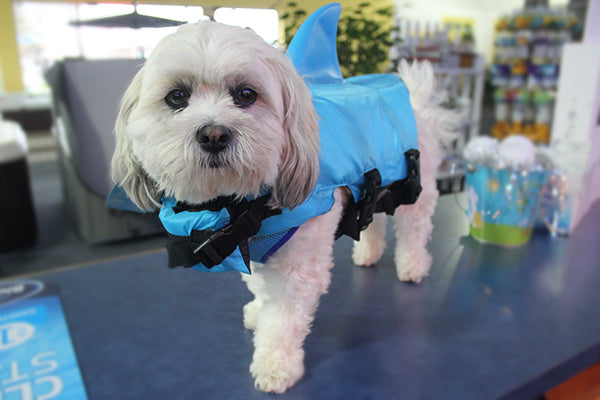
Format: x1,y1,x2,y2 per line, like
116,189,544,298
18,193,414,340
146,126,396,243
112,22,319,211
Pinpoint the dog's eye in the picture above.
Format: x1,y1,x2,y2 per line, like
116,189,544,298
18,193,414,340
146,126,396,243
232,88,257,107
165,89,190,109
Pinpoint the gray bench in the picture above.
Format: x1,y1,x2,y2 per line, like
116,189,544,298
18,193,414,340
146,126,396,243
46,59,162,242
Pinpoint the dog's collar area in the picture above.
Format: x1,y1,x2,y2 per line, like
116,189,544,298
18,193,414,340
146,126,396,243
166,193,282,272
173,195,241,214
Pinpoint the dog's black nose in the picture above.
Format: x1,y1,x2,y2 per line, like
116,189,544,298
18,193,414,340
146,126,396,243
196,125,232,153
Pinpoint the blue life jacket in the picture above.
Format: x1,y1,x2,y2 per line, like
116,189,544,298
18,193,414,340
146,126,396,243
109,4,421,274
159,75,420,274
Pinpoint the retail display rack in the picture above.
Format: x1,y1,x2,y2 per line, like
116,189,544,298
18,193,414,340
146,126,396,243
490,7,582,143
389,20,485,193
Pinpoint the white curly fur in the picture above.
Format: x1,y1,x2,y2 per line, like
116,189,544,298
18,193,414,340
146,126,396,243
112,21,459,394
353,60,459,282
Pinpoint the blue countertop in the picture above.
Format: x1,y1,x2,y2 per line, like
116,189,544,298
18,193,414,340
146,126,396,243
12,194,600,399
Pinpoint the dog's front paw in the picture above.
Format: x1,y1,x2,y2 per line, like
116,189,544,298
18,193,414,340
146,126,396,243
250,348,304,393
243,300,262,331
396,250,431,283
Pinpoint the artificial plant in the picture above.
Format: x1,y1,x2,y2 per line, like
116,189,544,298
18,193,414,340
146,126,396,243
281,2,394,77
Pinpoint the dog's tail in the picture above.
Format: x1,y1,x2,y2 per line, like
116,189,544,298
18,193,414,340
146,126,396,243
398,59,461,150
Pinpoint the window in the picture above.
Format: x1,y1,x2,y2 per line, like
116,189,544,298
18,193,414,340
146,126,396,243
214,8,279,45
14,3,279,94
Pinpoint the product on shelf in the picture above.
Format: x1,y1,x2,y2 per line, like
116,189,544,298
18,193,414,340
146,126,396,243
528,91,553,142
389,19,476,69
388,17,485,160
490,7,581,144
492,89,510,139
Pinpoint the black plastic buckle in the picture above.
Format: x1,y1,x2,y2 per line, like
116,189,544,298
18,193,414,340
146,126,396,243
235,207,262,236
191,206,264,268
358,169,382,232
405,149,422,202
193,229,227,267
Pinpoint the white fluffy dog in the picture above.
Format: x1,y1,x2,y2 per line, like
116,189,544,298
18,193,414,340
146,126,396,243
112,20,457,393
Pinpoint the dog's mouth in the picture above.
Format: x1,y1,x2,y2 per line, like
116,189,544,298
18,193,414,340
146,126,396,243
204,155,230,169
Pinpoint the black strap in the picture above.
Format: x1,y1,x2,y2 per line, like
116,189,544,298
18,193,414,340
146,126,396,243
167,148,421,267
337,149,422,241
166,194,281,270
374,149,422,214
173,195,237,213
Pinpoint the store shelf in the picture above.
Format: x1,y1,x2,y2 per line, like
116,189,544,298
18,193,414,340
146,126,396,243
434,54,486,150
434,63,484,76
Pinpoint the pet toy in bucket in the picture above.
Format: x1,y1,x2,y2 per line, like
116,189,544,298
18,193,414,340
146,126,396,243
463,135,549,246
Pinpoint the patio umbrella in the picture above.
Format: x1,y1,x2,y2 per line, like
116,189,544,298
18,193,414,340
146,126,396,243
69,10,185,29
69,6,187,58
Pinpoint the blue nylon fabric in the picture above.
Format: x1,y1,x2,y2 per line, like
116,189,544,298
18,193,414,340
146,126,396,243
255,74,418,237
159,198,230,237
157,73,418,273
159,198,250,274
106,185,146,213
254,3,418,237
286,2,343,84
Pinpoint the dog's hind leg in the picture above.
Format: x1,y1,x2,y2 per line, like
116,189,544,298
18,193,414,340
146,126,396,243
392,170,439,283
352,213,387,267
249,188,346,393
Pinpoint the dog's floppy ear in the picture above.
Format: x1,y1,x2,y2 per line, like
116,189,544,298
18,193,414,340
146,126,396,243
111,70,160,212
271,59,320,210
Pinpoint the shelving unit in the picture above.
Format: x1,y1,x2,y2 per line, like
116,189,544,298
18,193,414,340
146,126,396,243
434,54,485,151
490,8,582,143
388,18,485,152
388,18,486,191
432,56,485,194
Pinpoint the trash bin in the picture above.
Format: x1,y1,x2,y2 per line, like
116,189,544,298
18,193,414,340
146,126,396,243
0,120,37,252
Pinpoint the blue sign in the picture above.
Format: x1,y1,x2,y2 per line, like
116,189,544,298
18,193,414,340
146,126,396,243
0,280,88,400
